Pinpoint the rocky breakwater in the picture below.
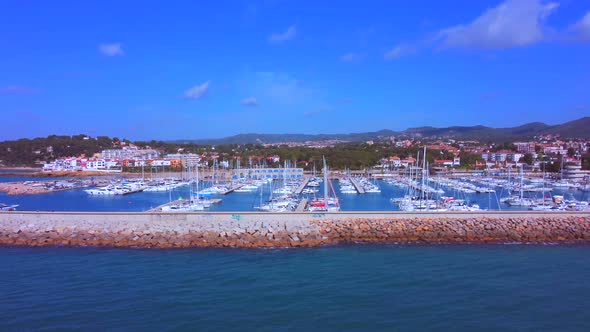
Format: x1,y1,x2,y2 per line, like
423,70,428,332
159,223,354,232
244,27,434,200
312,214,590,243
0,212,323,248
0,212,589,248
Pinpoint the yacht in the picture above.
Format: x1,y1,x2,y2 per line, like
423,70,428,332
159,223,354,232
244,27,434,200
198,185,229,195
0,203,18,211
161,201,205,212
553,180,575,189
273,186,294,195
85,185,122,195
301,188,318,194
505,197,537,207
255,195,297,212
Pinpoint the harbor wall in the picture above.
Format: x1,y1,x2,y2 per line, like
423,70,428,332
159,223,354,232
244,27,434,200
1,211,589,248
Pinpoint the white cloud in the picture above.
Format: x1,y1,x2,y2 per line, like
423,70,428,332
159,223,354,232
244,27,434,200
570,12,590,41
269,25,297,43
340,52,363,63
438,0,559,49
384,45,413,60
184,81,209,100
99,43,124,56
241,97,258,107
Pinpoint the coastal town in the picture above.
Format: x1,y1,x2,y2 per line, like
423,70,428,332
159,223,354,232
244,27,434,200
1,132,589,213
21,133,589,175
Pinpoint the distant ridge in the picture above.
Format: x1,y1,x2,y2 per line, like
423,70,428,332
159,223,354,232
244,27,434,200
172,117,590,144
543,117,590,137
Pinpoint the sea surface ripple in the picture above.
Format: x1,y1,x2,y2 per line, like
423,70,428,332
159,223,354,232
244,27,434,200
1,244,590,331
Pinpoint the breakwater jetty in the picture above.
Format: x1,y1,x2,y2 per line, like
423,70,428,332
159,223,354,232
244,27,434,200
1,211,589,248
0,180,100,195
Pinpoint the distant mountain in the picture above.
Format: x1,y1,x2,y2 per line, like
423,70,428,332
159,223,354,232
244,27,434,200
402,122,553,141
174,129,398,145
172,117,589,144
541,117,590,137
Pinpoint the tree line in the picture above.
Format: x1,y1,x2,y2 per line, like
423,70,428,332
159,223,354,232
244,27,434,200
4,134,586,171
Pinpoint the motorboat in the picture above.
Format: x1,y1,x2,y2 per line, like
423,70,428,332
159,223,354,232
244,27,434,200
0,203,18,211
161,202,205,212
85,185,121,195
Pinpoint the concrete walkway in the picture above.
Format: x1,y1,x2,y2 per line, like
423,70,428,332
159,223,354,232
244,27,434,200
350,178,365,194
294,177,310,194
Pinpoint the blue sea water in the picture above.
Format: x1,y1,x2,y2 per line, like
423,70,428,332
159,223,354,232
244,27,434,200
1,178,587,212
1,244,589,331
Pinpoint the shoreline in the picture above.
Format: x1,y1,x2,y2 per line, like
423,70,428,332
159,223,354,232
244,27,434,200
0,170,231,179
0,171,116,178
0,167,39,171
0,179,109,195
1,211,589,248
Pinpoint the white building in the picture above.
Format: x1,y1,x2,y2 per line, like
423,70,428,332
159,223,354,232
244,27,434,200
563,165,590,180
166,153,201,167
514,142,535,153
85,159,106,170
102,147,160,160
482,151,523,163
151,159,172,167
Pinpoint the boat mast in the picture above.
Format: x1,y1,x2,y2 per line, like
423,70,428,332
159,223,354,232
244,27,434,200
284,160,287,189
323,156,328,203
196,163,200,200
422,146,426,200
520,164,524,201
507,165,511,192
542,161,546,205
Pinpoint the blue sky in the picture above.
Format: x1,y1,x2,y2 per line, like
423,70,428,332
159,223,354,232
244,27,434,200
1,0,589,140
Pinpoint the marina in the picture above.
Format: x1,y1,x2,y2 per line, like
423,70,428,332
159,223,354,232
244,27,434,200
2,149,590,213
1,172,589,213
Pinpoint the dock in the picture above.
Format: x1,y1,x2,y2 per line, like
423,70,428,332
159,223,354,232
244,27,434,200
120,188,144,195
295,198,308,212
221,184,244,195
350,178,365,194
294,177,310,194
147,198,222,212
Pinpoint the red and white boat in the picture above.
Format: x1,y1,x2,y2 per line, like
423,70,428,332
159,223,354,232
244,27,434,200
308,157,340,212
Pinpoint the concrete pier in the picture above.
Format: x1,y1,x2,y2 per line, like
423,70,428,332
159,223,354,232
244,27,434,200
1,211,589,248
294,177,310,194
350,178,365,194
147,199,222,212
221,184,244,195
295,199,309,212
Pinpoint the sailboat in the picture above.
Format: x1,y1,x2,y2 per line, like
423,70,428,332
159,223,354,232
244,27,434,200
308,157,340,212
505,165,536,207
161,165,206,212
254,174,297,212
